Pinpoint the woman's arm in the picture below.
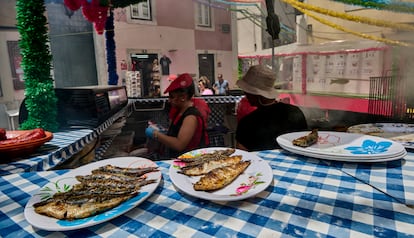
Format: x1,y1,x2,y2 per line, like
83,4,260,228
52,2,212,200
156,115,198,151
236,141,249,151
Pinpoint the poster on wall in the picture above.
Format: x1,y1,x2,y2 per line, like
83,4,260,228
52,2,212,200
344,52,361,79
292,55,303,91
306,54,327,92
361,50,383,79
7,41,25,90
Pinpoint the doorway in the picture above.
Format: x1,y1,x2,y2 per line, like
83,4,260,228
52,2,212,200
198,54,215,87
130,53,158,97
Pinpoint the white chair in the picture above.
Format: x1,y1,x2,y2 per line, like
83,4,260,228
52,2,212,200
2,103,20,130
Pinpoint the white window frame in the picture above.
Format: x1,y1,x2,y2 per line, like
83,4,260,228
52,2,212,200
130,0,152,21
196,2,211,28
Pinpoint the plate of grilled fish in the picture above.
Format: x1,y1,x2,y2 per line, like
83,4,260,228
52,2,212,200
277,131,407,162
24,157,161,231
169,147,273,201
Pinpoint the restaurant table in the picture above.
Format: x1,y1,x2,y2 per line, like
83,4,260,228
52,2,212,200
0,106,128,176
1,149,414,237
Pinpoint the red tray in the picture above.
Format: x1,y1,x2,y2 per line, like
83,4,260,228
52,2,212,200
0,130,53,157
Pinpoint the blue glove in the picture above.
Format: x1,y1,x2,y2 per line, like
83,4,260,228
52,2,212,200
145,127,157,139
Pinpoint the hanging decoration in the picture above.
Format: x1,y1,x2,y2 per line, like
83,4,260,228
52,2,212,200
106,9,119,85
292,4,413,47
328,0,414,14
64,0,109,34
16,0,58,132
283,0,414,32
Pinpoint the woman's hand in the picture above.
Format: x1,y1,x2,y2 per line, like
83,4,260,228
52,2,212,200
145,127,158,139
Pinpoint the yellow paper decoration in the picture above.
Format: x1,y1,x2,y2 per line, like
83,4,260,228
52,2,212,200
283,0,414,32
292,5,413,46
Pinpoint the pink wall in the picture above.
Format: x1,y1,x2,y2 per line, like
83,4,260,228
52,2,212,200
156,0,195,29
113,1,234,90
279,93,392,116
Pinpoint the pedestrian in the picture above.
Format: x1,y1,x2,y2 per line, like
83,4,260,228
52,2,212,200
213,73,229,95
198,76,214,95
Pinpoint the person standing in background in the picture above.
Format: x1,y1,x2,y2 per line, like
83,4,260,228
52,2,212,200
160,54,172,75
198,76,214,95
213,73,229,95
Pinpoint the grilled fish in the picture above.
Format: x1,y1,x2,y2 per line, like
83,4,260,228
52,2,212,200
34,195,134,220
292,129,318,147
179,155,242,176
91,165,158,177
33,164,158,220
178,148,235,162
76,172,146,183
193,160,251,191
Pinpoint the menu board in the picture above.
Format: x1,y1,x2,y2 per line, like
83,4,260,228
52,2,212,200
292,55,303,91
306,54,327,92
361,50,383,79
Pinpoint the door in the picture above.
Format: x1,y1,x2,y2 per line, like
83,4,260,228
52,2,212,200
198,54,215,86
131,53,158,97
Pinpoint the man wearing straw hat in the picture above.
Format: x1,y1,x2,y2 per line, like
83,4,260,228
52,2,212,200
235,65,308,151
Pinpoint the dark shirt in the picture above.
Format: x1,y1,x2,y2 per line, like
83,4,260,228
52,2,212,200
160,57,171,75
236,102,308,151
166,107,207,158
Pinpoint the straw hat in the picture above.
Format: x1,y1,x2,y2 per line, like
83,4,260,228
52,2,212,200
236,65,278,99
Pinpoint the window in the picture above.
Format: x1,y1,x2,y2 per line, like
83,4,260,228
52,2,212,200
196,2,211,27
131,0,152,21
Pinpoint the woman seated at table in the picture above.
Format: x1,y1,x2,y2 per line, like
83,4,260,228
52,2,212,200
235,65,308,151
145,73,209,159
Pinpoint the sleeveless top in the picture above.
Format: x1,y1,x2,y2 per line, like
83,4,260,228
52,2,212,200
166,107,208,158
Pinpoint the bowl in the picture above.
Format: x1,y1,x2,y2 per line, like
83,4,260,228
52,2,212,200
0,130,53,158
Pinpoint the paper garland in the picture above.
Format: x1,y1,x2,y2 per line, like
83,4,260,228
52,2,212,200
329,0,414,14
283,0,413,46
283,0,414,32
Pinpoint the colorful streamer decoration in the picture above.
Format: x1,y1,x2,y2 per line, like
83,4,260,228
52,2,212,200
64,0,109,34
283,0,414,32
293,4,413,47
328,0,414,14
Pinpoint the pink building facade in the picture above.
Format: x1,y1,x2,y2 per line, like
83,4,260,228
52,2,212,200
108,0,237,96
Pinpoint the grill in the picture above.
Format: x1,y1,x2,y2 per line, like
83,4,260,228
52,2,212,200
368,75,406,121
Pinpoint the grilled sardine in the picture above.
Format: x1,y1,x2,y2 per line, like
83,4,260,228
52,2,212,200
91,165,158,177
193,161,251,191
178,148,236,162
292,129,318,147
179,155,242,176
34,195,134,220
33,164,158,220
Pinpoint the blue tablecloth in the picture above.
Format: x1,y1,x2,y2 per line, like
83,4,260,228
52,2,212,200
1,149,414,237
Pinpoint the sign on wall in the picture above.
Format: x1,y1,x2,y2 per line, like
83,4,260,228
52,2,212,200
7,41,25,90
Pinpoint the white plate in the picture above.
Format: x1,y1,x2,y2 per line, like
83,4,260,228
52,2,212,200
283,146,407,162
169,147,273,201
347,123,414,149
277,131,407,162
280,140,407,162
24,157,162,231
